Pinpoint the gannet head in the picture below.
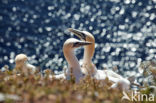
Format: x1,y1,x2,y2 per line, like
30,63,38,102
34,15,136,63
15,54,28,68
68,28,95,43
63,38,92,51
68,28,96,75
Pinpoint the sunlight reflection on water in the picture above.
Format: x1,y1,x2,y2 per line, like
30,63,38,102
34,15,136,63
0,0,155,78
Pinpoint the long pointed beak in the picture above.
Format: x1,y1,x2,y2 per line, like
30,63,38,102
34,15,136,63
73,41,92,48
68,28,86,41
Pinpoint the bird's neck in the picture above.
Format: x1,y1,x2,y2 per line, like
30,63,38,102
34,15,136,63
64,49,83,82
83,43,97,75
83,43,95,63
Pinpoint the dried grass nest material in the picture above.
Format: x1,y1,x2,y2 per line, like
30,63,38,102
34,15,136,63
0,61,155,103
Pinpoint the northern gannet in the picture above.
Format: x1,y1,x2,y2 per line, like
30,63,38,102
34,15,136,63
68,28,130,90
15,54,36,74
63,38,92,83
43,38,91,80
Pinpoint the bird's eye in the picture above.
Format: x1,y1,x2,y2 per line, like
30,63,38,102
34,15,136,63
77,33,86,41
81,33,86,41
73,42,79,47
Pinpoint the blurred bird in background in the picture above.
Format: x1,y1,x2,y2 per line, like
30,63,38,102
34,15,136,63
15,54,37,74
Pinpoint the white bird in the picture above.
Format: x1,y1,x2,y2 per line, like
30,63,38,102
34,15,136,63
68,28,130,90
43,38,91,81
63,38,92,83
15,54,37,74
45,38,92,81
